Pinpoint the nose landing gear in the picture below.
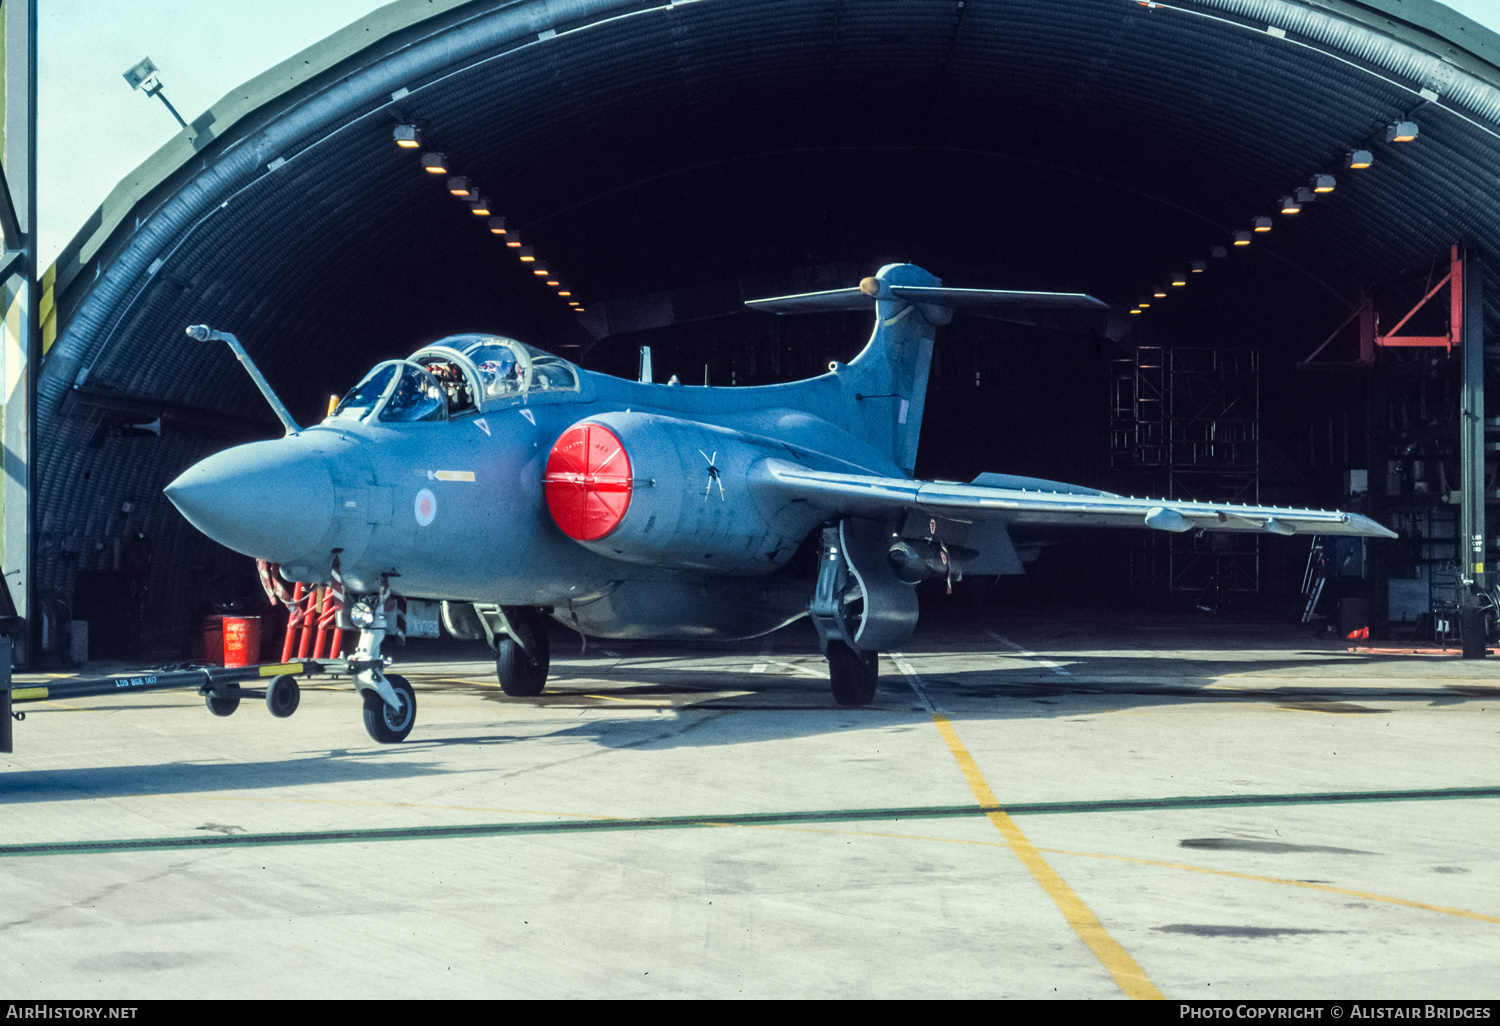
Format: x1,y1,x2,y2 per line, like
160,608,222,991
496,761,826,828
361,673,416,743
349,584,418,743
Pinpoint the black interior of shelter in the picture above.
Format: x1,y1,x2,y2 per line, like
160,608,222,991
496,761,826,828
39,0,1500,657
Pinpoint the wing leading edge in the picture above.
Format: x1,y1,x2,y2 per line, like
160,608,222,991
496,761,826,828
753,459,1396,539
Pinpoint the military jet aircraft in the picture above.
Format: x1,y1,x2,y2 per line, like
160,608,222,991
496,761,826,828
165,262,1394,742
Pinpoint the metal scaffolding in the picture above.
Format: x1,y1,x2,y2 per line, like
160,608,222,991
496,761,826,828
1111,347,1261,600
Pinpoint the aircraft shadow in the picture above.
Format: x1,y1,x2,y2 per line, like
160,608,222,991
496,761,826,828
0,751,455,805
395,612,1500,749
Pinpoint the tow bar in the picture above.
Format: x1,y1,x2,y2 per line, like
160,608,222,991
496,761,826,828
1,659,352,753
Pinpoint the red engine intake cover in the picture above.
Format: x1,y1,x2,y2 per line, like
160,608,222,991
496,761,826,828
543,423,633,541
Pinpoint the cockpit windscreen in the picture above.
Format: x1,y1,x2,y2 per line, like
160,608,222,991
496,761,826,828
331,361,447,423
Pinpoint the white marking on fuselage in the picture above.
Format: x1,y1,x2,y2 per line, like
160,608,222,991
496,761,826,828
475,417,491,435
518,409,536,426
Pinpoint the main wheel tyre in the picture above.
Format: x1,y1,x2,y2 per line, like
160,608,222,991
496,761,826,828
362,673,416,743
827,642,879,706
205,683,241,717
265,674,300,718
496,609,551,697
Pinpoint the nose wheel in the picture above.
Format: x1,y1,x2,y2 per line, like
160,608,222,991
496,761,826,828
362,673,416,743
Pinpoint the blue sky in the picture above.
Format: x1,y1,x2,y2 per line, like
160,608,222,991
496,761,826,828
37,0,1500,270
40,0,389,267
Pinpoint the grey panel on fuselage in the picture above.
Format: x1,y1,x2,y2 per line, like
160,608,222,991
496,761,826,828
563,575,811,641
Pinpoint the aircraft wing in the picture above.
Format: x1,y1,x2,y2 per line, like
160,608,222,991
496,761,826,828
753,459,1396,538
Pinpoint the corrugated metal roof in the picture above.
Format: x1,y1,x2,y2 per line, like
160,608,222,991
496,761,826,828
36,0,1500,642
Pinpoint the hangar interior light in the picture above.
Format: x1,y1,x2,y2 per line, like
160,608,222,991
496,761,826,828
404,129,581,310
1138,117,1386,321
1387,120,1419,143
1171,274,1187,286
1153,287,1168,297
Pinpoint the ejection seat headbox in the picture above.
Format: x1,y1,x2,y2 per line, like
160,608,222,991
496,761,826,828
408,335,586,412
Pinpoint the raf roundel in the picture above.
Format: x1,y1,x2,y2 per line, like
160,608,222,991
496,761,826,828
543,423,632,541
415,487,437,527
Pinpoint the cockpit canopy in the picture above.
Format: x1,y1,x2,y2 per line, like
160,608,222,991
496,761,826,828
331,334,578,423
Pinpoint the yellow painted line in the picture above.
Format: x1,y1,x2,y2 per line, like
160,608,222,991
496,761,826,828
1035,846,1500,927
434,470,475,482
11,687,48,700
929,711,1163,1000
584,694,678,705
258,662,304,677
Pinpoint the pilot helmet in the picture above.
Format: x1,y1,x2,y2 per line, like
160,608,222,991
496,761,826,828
477,350,520,396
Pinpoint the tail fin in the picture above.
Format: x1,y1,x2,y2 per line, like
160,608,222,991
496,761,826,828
746,263,1107,477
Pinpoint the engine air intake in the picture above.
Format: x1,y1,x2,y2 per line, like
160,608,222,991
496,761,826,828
544,423,632,540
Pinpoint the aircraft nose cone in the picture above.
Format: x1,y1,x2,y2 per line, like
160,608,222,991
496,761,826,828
164,438,335,562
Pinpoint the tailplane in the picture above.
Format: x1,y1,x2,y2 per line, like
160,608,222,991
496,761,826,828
746,263,1107,476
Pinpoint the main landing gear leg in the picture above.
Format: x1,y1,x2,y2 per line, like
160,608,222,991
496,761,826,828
809,524,882,707
482,606,551,697
349,594,417,744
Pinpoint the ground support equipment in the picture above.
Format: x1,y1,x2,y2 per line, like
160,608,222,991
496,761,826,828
1,658,353,753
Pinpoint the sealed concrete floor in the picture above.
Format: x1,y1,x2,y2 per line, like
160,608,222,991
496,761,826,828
2,610,1499,999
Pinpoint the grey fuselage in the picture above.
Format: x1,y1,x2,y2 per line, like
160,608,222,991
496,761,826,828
166,263,951,641
168,363,904,641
